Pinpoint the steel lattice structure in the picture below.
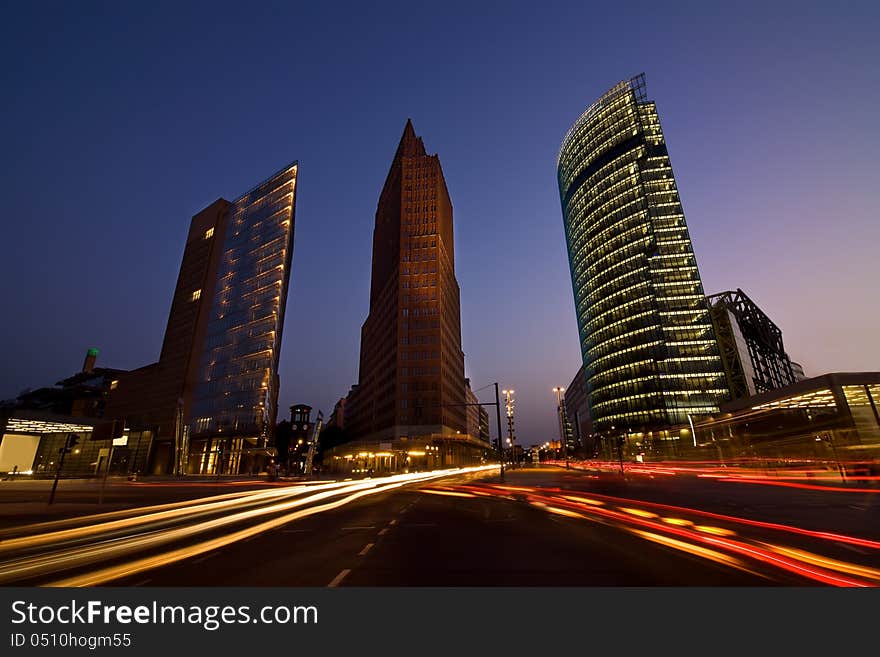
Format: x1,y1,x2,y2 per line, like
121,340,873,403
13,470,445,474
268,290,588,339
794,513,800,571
707,288,796,399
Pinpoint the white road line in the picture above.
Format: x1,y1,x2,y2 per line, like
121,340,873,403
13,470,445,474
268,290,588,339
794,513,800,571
389,519,398,526
328,569,351,587
358,543,374,556
378,528,389,535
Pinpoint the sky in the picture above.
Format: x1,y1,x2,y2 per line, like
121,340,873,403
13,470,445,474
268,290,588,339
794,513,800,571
2,1,878,446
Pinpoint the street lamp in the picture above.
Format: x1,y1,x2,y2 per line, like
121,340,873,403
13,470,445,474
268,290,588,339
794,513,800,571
502,389,515,468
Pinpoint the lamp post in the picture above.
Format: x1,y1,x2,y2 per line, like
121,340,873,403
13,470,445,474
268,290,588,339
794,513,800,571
552,387,568,467
502,389,515,469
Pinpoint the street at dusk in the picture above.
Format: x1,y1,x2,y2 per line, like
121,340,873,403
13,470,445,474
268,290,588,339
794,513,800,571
1,0,879,623
2,464,878,587
4,6,880,655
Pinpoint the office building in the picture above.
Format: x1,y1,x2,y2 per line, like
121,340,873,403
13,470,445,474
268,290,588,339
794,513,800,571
465,380,481,444
106,161,299,474
557,74,728,435
339,120,487,469
565,365,593,455
327,397,347,429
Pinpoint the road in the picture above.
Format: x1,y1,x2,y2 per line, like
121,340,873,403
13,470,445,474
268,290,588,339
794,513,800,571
2,464,878,586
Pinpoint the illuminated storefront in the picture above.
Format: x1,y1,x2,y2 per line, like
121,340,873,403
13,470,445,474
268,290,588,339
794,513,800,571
692,373,880,462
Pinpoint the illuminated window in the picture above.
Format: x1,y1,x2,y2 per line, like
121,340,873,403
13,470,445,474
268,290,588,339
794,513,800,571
110,380,118,390
191,289,201,301
204,227,214,239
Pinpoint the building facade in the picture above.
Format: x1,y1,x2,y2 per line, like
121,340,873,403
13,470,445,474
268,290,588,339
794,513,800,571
565,364,593,455
693,372,880,465
343,121,485,466
1,348,126,420
478,405,490,443
707,288,797,399
557,74,728,435
465,380,481,444
106,162,298,474
327,397,347,429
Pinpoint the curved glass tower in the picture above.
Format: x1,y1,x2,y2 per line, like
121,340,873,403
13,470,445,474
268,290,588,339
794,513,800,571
558,74,728,434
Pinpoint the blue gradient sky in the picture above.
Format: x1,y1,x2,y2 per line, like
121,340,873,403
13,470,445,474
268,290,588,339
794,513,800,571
2,1,878,445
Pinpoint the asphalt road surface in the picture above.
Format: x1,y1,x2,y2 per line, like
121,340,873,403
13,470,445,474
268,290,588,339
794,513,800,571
3,465,877,586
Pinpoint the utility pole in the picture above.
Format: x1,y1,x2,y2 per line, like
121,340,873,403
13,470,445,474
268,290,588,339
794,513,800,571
444,384,505,479
48,433,79,505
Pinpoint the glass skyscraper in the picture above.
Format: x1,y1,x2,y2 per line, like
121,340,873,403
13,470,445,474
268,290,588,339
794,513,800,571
106,161,298,475
557,75,728,434
189,162,298,473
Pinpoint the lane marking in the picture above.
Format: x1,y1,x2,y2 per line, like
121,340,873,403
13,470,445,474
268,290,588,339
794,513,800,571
389,519,398,526
358,543,374,556
378,528,389,535
328,569,351,587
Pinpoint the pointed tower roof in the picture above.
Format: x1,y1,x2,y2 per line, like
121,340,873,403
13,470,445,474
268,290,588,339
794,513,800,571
393,118,427,161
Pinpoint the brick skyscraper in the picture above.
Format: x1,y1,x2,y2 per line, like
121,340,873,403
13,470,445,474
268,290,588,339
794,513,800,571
345,120,468,442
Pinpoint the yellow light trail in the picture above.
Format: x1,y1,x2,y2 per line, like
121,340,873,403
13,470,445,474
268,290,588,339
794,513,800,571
624,528,764,578
757,543,880,582
0,481,351,553
419,489,477,498
48,480,412,587
0,466,495,586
